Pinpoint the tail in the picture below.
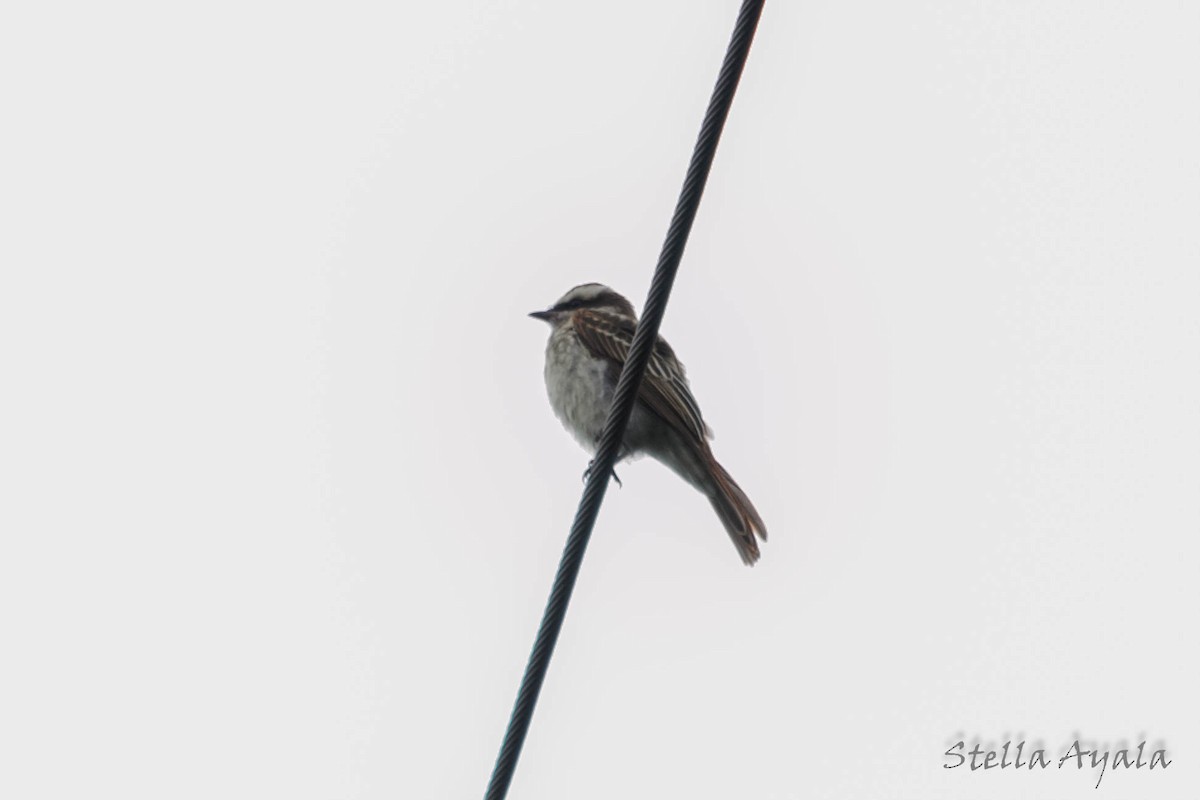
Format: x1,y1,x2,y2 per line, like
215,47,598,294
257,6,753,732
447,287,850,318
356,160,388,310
702,453,768,566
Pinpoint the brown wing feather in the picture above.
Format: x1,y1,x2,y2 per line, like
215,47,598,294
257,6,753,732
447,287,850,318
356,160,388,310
573,309,711,444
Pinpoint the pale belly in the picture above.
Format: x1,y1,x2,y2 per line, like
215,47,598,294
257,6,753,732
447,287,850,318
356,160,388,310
544,329,615,453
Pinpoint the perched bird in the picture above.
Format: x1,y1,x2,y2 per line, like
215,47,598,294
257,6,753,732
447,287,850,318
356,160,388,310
530,283,767,565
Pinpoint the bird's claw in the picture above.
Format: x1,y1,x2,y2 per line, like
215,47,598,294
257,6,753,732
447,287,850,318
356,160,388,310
583,460,622,488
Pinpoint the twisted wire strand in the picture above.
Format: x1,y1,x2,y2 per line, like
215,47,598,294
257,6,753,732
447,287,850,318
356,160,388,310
485,3,765,796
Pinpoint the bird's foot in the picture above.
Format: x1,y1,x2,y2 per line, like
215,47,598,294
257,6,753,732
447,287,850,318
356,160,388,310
582,460,622,488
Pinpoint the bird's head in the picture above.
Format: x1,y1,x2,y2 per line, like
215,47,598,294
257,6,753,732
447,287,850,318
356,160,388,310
529,283,637,325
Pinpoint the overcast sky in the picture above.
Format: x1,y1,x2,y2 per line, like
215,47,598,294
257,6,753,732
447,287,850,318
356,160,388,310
2,1,1198,798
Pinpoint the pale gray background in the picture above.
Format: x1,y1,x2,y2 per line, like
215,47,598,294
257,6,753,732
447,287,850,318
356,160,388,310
1,1,1197,798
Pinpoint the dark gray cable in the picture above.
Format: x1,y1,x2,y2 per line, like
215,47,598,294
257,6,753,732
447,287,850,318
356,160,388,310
484,2,765,796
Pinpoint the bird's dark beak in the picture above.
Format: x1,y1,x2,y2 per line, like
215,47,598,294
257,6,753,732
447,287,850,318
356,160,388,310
528,309,554,321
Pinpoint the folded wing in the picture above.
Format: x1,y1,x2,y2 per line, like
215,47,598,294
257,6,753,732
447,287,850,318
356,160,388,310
573,309,712,445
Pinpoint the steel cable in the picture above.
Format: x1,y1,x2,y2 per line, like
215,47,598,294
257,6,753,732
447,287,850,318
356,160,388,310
484,2,765,796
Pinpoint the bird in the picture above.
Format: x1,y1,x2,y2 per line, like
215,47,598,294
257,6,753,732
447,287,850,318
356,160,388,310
530,283,767,565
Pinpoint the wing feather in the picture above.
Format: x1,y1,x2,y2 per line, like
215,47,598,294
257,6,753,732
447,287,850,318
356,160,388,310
573,310,712,444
